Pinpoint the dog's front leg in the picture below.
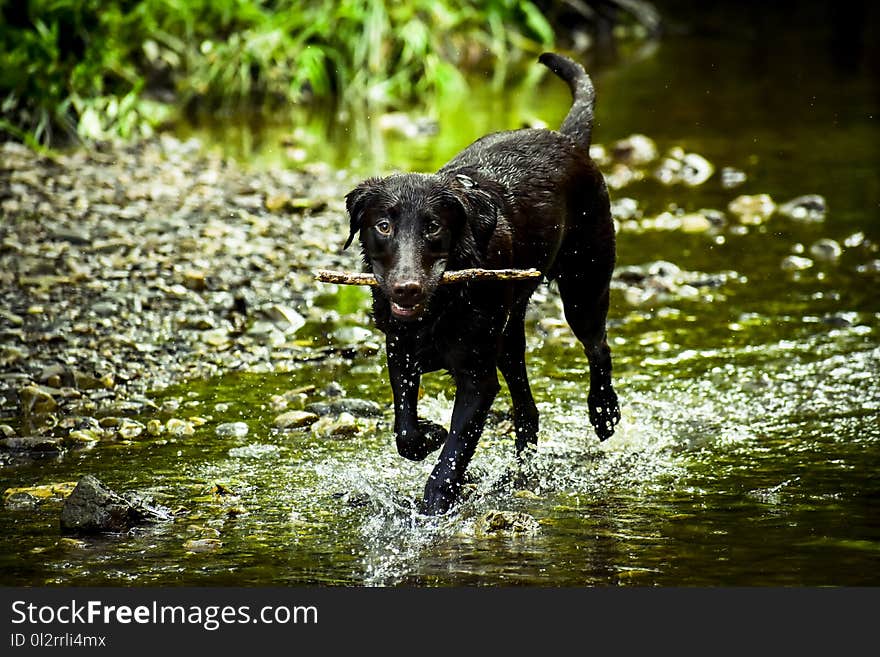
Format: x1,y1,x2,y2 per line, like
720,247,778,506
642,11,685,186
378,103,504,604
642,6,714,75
387,334,448,461
422,369,500,515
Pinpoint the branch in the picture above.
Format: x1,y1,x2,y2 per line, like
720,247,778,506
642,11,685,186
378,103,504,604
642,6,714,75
315,268,543,286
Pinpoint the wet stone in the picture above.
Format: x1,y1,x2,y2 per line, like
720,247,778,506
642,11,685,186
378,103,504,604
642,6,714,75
679,213,713,234
60,475,171,534
781,255,814,271
809,239,842,262
611,197,640,221
274,410,319,429
778,194,827,222
310,412,360,439
228,444,279,459
0,436,64,453
183,538,222,552
68,429,103,443
475,510,541,536
306,398,382,418
728,194,776,225
323,382,346,397
19,385,58,415
610,134,658,166
215,422,249,438
3,482,77,507
654,148,714,186
721,167,747,189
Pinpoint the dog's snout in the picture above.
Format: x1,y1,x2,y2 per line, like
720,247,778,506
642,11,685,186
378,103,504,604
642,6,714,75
391,280,424,304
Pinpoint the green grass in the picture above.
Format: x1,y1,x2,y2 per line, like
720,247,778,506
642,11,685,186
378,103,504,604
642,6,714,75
0,0,558,146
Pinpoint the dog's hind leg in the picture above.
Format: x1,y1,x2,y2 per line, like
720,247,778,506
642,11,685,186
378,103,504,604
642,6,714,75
498,299,540,455
555,256,620,441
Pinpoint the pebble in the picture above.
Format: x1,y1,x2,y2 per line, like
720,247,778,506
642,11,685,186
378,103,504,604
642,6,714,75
19,385,58,415
68,429,102,443
264,304,306,332
183,538,223,552
679,213,713,233
610,134,658,166
720,167,747,188
781,255,814,271
310,412,360,439
228,444,279,458
305,398,383,418
728,194,776,225
166,418,195,436
117,419,145,439
777,194,827,222
654,148,714,186
610,197,639,221
809,239,842,262
274,410,319,429
215,421,249,438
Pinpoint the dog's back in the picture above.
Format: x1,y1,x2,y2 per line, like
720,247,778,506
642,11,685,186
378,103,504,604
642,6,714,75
438,54,608,275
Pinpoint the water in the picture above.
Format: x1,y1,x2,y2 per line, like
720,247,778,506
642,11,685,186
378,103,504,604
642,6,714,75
2,2,879,586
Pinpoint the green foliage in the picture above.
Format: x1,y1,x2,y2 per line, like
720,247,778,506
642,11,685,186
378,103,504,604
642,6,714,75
0,0,557,146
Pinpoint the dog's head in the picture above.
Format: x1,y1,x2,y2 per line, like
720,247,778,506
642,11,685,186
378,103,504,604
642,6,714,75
344,173,495,321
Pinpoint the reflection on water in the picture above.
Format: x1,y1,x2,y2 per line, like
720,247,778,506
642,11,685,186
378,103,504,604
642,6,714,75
1,2,878,586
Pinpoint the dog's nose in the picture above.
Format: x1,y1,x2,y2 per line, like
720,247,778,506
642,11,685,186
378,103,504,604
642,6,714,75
391,280,424,305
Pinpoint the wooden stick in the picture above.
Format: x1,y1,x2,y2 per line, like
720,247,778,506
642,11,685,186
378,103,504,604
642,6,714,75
315,268,542,286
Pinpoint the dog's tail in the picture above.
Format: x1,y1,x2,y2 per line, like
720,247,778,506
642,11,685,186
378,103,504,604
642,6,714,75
538,52,595,150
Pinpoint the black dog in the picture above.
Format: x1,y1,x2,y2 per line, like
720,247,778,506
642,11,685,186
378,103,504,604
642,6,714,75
344,52,620,514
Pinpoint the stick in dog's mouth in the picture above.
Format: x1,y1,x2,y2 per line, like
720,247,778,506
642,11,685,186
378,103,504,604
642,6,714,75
315,268,543,287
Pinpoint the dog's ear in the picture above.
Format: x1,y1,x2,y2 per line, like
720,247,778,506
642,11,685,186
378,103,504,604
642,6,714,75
442,174,498,248
344,178,382,250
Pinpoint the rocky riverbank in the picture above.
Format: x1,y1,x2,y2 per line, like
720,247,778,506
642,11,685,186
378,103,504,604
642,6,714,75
3,132,863,461
0,136,364,451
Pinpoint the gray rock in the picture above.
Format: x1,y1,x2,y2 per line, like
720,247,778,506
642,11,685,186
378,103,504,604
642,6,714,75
0,435,64,453
60,475,170,534
306,398,382,418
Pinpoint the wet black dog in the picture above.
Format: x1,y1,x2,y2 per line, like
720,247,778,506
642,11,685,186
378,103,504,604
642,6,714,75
344,52,620,514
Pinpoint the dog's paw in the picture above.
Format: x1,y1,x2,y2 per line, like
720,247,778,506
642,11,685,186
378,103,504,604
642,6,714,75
420,476,459,516
588,387,620,441
395,419,448,462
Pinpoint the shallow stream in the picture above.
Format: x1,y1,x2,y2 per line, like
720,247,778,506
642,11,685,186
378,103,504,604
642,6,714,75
1,3,878,586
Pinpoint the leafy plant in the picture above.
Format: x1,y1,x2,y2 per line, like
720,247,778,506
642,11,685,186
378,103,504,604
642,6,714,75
0,0,557,147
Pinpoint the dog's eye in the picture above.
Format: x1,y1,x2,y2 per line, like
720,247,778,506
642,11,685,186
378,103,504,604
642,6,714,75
374,220,393,236
425,220,442,236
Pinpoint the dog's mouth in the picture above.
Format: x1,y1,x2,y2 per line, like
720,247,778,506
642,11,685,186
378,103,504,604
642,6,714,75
390,300,425,320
